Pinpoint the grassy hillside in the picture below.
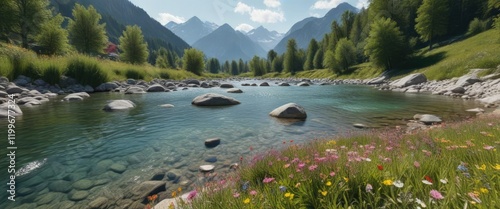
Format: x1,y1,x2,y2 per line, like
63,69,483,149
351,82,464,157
253,29,500,81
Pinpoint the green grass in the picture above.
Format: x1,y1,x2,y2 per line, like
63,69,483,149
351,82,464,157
184,115,500,209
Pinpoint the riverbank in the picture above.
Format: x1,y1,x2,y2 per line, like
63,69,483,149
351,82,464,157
154,110,500,209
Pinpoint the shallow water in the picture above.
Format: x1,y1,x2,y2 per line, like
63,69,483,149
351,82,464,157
0,82,479,208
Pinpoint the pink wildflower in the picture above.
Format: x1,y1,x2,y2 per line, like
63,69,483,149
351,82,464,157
330,171,336,177
187,190,198,201
250,190,257,196
430,190,444,200
308,165,318,171
414,161,420,168
298,163,305,169
483,145,495,150
263,177,275,183
233,192,240,198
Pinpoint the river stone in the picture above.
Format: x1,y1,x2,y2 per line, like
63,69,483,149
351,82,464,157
18,187,34,196
7,85,24,94
88,197,109,209
260,82,270,86
391,73,427,88
151,172,165,181
63,94,84,101
125,86,146,94
353,123,369,129
241,83,250,86
297,82,310,86
103,100,136,111
251,83,257,86
95,82,119,92
415,114,442,124
220,83,234,88
466,108,484,113
110,163,127,173
0,90,7,97
55,201,75,209
200,165,215,172
269,103,307,119
48,180,72,192
192,93,240,106
69,190,89,201
184,79,200,85
478,94,500,105
73,179,94,190
455,74,481,87
128,181,166,201
166,171,178,181
205,138,221,148
450,86,465,94
227,88,243,93
35,192,60,205
147,84,166,92
17,97,41,105
12,203,38,209
278,82,290,86
160,104,175,108
205,156,218,163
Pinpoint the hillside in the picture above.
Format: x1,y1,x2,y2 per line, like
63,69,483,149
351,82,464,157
50,0,189,55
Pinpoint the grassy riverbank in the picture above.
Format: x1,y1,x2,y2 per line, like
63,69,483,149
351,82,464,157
173,114,500,209
0,43,225,85
251,30,500,81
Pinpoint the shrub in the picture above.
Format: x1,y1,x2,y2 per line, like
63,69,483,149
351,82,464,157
9,53,29,80
42,66,62,85
125,68,145,80
23,62,41,80
65,56,108,87
467,18,488,36
159,71,170,79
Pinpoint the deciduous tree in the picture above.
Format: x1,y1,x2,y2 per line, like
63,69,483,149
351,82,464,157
182,48,205,75
35,14,69,55
119,25,149,64
68,4,108,55
364,18,407,70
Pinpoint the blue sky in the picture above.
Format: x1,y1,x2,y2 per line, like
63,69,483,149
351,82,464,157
128,0,369,33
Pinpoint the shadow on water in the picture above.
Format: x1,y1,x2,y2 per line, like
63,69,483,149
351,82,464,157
389,51,447,77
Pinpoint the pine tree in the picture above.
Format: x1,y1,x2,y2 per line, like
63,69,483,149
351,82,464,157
68,4,108,55
313,48,324,69
35,14,69,55
304,39,319,70
415,0,449,49
119,25,149,64
231,60,239,75
284,39,300,75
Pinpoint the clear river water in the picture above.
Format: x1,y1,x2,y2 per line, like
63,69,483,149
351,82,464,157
0,81,479,208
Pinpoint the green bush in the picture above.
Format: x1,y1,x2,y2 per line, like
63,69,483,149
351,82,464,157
125,69,145,80
158,71,170,79
9,53,29,80
42,66,62,85
467,18,488,36
65,56,108,87
23,62,41,80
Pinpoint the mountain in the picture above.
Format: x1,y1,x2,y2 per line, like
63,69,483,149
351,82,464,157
49,0,189,56
274,2,358,53
245,26,283,51
165,16,219,45
193,24,266,62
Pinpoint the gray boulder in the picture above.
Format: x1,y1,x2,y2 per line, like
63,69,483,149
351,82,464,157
414,114,442,124
450,86,465,94
220,83,234,88
192,93,240,106
278,82,290,86
147,84,166,92
95,82,119,92
391,73,427,88
127,181,166,201
204,138,221,148
125,86,146,94
17,97,42,105
227,88,243,93
269,103,307,119
0,103,23,117
184,79,200,85
478,94,500,105
297,82,310,86
260,82,270,86
48,180,72,192
7,85,25,94
455,74,481,87
103,100,136,111
160,104,174,108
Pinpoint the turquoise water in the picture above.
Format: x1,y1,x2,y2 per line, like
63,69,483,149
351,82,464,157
0,82,479,208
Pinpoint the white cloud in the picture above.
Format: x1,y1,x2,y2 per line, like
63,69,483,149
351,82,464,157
264,0,281,8
356,0,369,9
235,23,255,33
250,9,285,23
234,2,285,23
157,13,185,25
234,2,252,14
312,0,343,10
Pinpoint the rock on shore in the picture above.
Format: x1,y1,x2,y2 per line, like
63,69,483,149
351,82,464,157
192,93,240,106
103,100,136,111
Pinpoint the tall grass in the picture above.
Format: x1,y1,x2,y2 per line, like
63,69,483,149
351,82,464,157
65,56,109,87
186,116,500,209
42,65,62,85
125,68,145,80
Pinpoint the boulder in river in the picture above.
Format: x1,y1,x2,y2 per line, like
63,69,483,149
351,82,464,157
390,73,427,88
414,114,442,125
297,82,310,86
227,88,243,93
0,103,22,118
204,138,221,148
220,83,234,88
103,100,136,111
260,82,270,86
125,86,146,94
147,84,166,92
192,93,240,106
269,103,307,119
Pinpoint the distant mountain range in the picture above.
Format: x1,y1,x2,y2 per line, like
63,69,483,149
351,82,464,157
49,0,189,55
165,16,219,45
274,2,358,53
245,26,283,52
192,24,266,62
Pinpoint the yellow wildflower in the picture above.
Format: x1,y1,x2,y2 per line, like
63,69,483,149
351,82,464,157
178,187,182,192
327,140,337,145
295,183,301,188
285,192,291,197
326,181,332,186
171,191,177,198
480,188,489,194
383,179,393,186
344,177,349,182
477,164,486,171
243,198,250,204
320,190,328,196
493,164,500,170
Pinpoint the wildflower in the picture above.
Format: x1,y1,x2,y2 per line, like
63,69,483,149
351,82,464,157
279,186,286,192
242,181,249,190
263,177,275,184
308,164,318,171
284,163,291,168
294,182,301,188
233,192,240,198
364,157,372,162
414,161,420,168
187,190,197,201
243,198,250,204
147,194,158,201
480,188,488,194
440,178,448,184
493,164,500,170
344,177,349,182
250,190,257,196
289,174,294,179
422,180,433,185
430,190,444,200
377,164,383,171
457,163,468,172
415,198,427,208
425,175,433,183
366,184,373,193
285,192,294,200
393,180,404,188
330,171,336,177
476,164,486,171
468,192,482,203
483,145,495,150
171,191,177,198
319,190,328,196
168,202,175,209
326,181,332,186
298,163,305,169
383,179,393,186
178,187,182,192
